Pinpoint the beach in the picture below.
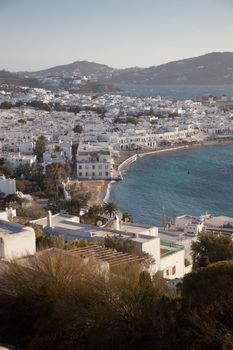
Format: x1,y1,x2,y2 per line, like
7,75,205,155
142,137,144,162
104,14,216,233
77,138,233,207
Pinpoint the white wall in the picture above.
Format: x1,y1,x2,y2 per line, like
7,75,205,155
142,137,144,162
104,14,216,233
0,224,36,260
0,176,16,195
159,249,185,279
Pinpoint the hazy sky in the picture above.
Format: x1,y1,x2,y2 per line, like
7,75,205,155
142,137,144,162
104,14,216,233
1,0,233,71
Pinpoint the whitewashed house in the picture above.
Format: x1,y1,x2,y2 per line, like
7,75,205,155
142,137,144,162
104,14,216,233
6,153,37,171
76,143,114,180
0,220,36,260
32,213,185,280
0,175,16,195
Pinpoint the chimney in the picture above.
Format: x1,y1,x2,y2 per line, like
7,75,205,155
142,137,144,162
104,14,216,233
47,210,52,228
114,214,120,231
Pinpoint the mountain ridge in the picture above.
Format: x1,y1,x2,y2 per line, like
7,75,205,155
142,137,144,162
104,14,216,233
23,52,233,85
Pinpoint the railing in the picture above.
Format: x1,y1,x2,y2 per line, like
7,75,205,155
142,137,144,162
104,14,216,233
160,240,184,258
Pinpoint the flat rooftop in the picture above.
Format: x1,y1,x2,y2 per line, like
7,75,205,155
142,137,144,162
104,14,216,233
31,214,158,242
0,221,21,235
205,216,233,227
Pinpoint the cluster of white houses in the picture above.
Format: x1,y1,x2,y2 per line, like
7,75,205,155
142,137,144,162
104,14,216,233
1,87,233,181
31,211,189,279
0,206,189,280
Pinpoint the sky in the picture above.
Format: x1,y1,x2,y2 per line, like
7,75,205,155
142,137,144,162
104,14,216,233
1,0,233,71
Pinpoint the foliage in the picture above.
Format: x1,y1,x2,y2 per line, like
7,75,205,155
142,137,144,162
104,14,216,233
103,202,118,217
73,123,83,133
178,261,233,350
34,135,48,162
0,253,176,350
36,235,65,250
0,162,14,178
29,100,51,111
104,235,137,255
81,204,106,225
128,116,139,125
0,101,12,109
122,211,134,223
16,206,47,220
191,233,233,269
44,163,71,193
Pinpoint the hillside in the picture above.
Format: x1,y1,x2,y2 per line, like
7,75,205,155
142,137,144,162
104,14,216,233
6,52,233,89
26,60,115,80
106,52,233,85
0,70,41,89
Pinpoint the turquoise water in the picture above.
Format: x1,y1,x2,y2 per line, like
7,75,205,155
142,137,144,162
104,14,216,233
109,145,233,226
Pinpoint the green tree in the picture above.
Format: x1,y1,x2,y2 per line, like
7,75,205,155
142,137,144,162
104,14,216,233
103,202,118,218
34,135,48,162
73,124,83,134
122,211,134,223
44,163,71,193
104,235,137,255
179,261,233,350
0,163,14,178
191,233,233,269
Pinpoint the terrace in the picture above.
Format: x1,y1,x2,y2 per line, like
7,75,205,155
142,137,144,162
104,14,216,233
160,240,184,258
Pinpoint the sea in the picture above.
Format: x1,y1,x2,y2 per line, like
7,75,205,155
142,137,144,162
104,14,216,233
109,144,233,227
115,83,233,100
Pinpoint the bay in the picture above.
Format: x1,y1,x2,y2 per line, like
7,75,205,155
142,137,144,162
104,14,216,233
109,144,233,226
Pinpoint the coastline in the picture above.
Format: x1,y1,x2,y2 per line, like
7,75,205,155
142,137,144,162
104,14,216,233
99,137,233,205
120,138,233,167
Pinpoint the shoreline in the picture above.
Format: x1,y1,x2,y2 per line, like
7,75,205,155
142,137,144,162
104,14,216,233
119,138,233,170
100,137,233,205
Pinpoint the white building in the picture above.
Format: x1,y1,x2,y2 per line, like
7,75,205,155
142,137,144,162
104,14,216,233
32,212,185,279
0,220,36,260
175,215,204,236
0,175,16,195
6,153,37,171
76,143,115,180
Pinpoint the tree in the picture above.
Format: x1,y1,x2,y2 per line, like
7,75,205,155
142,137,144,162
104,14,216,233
179,261,233,350
0,101,12,109
44,163,71,193
191,233,233,269
73,124,83,134
0,162,14,178
34,135,48,162
122,211,134,223
104,235,137,255
0,253,175,350
103,202,118,218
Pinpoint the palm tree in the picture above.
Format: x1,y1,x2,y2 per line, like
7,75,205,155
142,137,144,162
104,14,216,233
122,212,134,223
103,202,118,218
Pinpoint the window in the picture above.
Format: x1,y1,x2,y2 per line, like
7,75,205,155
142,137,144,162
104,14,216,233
92,165,95,170
172,266,176,275
166,269,169,276
79,165,82,169
86,172,88,176
105,164,109,169
99,172,102,176
85,165,89,169
99,165,102,169
105,172,109,177
79,172,82,176
92,172,95,176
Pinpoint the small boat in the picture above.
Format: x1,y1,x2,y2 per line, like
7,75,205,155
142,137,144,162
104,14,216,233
187,169,190,174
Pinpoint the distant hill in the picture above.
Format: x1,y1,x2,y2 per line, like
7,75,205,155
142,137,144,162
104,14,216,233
0,70,41,89
106,52,233,85
24,52,233,86
3,52,233,91
25,61,115,80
